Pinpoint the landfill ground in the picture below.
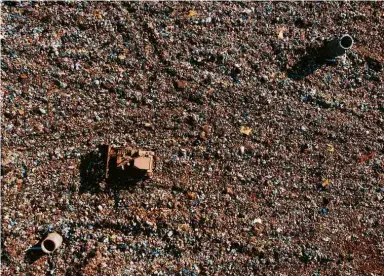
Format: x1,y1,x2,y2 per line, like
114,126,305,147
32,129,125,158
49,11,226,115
1,2,384,276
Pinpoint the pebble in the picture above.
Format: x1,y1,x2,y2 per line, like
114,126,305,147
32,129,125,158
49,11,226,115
225,187,233,195
94,112,101,121
261,75,269,82
175,80,187,90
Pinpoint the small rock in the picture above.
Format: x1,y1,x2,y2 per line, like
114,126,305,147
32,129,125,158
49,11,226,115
175,80,187,90
261,75,269,82
60,81,68,89
178,224,191,232
39,108,46,115
187,192,197,200
240,126,252,135
320,208,328,215
94,112,101,121
243,8,252,14
97,205,103,211
240,146,245,155
225,187,233,195
180,148,187,157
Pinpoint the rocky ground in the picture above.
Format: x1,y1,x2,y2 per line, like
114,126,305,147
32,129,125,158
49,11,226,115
1,2,383,275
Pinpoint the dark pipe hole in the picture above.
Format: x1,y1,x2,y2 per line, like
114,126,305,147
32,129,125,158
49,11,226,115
43,240,56,252
340,36,353,49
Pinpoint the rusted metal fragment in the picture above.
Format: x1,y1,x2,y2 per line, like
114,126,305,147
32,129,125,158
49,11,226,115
104,145,154,179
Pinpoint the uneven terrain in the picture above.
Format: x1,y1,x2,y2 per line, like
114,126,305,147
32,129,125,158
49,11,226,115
1,2,383,275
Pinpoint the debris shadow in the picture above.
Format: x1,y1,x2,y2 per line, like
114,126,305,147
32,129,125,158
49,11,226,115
107,152,149,207
24,239,45,264
287,44,336,80
79,146,106,194
79,146,150,206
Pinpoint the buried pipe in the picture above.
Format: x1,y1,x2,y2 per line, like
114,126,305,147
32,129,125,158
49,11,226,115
323,34,354,58
41,232,63,254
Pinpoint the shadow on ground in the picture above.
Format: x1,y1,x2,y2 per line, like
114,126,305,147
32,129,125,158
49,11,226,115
287,44,337,80
24,236,47,265
79,147,106,194
79,146,150,206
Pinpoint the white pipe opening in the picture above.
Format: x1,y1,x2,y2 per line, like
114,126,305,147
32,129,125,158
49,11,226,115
41,232,63,254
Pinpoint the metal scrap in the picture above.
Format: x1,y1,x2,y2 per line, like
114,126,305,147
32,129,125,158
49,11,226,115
105,145,154,179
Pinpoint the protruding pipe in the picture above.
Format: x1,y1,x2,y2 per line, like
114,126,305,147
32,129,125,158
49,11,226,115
324,34,354,58
41,232,63,254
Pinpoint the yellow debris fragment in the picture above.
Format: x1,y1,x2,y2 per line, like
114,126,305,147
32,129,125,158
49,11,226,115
322,179,330,188
240,126,252,135
145,45,151,57
327,144,334,153
187,192,197,200
186,10,197,18
94,11,102,20
178,224,191,232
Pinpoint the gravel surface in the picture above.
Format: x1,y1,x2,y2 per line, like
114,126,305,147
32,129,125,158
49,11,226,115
1,2,384,275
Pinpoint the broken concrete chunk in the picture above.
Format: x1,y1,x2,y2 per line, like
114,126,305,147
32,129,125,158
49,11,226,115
133,157,153,171
105,145,154,179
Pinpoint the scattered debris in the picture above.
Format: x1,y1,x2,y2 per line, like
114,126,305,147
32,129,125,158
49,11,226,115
327,144,334,153
320,208,329,215
1,2,382,275
225,187,233,195
105,145,155,179
277,27,287,40
186,10,197,18
187,192,197,200
359,152,376,163
41,232,63,254
175,80,188,90
322,179,330,188
240,126,252,135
